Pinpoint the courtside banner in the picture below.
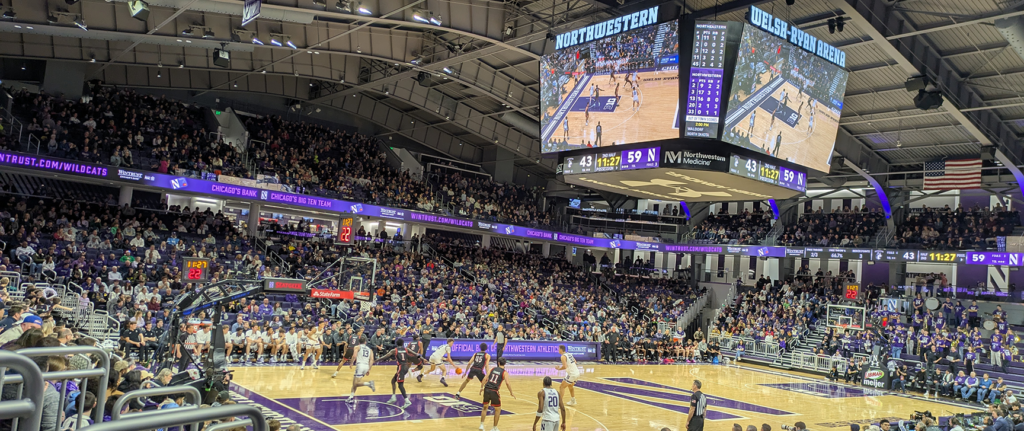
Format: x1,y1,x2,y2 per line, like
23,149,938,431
408,338,600,362
310,289,370,301
861,366,891,389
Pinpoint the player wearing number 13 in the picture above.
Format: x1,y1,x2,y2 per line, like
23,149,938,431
534,376,566,431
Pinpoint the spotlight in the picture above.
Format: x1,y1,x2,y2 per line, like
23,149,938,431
410,56,422,65
157,71,162,78
2,10,15,19
504,26,514,37
442,66,455,75
270,38,282,46
158,62,163,67
356,46,362,53
261,70,267,74
182,27,194,36
203,29,215,39
178,63,184,68
231,31,241,43
336,0,351,12
836,16,845,32
827,18,836,34
286,40,297,49
384,86,390,94
74,19,87,31
429,15,441,26
233,81,238,87
252,37,264,45
21,64,26,70
412,9,429,23
313,0,327,6
47,14,58,23
90,57,96,63
357,2,371,14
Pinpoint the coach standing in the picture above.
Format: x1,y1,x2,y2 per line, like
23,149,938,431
495,325,506,360
595,122,603,146
686,379,707,431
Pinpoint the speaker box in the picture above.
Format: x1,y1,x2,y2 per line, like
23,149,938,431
212,49,230,68
914,90,943,110
129,0,150,21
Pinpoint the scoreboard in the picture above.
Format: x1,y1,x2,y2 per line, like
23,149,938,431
183,257,212,283
729,154,806,192
684,21,728,139
563,147,660,175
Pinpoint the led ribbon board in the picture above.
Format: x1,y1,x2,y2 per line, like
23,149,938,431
554,6,660,50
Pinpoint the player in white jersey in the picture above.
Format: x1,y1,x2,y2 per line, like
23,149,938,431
533,376,566,431
228,328,246,363
257,327,272,363
418,338,455,387
339,336,377,403
555,345,580,406
301,322,326,370
245,324,266,363
284,327,299,362
632,87,639,111
269,328,285,363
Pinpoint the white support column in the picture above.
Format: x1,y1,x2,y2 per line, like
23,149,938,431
118,186,133,207
248,203,261,236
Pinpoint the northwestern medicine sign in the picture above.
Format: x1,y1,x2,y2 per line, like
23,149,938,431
748,5,846,68
554,6,659,50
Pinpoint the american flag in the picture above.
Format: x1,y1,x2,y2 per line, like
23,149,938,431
923,159,982,190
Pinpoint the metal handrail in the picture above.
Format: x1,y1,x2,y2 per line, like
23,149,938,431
16,346,110,425
74,404,268,431
205,418,254,431
112,385,203,430
0,350,45,431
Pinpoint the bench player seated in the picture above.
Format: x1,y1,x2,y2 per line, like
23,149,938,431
226,327,247,363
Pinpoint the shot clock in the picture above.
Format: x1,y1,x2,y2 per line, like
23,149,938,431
183,257,212,283
844,283,862,301
338,216,355,245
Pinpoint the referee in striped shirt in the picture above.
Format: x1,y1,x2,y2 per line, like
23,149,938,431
686,379,707,431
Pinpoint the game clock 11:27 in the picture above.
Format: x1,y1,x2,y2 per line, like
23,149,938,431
183,257,212,283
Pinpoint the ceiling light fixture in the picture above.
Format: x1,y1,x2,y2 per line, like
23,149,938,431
203,29,215,39
312,0,327,7
357,2,371,15
181,27,194,36
270,38,282,46
252,37,264,45
74,19,87,31
286,40,297,49
336,0,351,12
2,10,15,19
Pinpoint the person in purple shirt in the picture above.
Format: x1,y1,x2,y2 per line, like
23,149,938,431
933,314,945,332
942,298,955,322
968,300,979,328
917,330,931,356
891,328,905,359
999,346,1012,375
961,371,979,401
954,301,965,325
258,298,274,317
952,371,968,397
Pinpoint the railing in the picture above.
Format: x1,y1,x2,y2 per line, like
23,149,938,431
708,334,782,358
80,404,268,431
874,226,895,248
25,133,40,155
675,292,708,333
763,221,784,246
791,351,849,373
11,346,111,426
0,350,45,431
113,385,203,430
0,105,24,146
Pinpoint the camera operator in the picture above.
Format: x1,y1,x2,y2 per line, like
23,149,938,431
949,417,964,431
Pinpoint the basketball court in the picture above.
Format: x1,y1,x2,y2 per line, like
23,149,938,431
543,70,680,150
724,71,839,171
227,362,977,430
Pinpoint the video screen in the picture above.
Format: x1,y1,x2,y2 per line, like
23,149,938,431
721,24,848,173
540,21,680,153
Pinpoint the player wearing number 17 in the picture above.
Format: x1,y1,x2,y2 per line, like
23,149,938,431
534,376,566,431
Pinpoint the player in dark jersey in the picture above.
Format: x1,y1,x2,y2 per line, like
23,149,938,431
456,342,491,400
479,357,514,431
409,334,427,377
376,338,422,408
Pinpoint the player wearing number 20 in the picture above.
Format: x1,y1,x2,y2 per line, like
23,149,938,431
534,376,566,431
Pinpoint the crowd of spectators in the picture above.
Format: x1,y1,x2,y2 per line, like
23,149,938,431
779,207,887,247
690,207,773,245
893,204,1020,250
9,87,548,230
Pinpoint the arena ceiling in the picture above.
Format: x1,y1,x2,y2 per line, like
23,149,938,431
1,0,1023,187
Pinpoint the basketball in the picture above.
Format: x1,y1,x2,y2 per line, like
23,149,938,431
456,367,463,375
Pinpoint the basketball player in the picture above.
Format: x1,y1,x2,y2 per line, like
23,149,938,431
779,88,789,107
257,325,271,363
773,132,782,157
584,103,590,126
479,357,515,431
456,343,491,400
555,345,580,406
614,82,620,102
244,323,263,363
409,334,428,376
284,326,299,362
631,70,639,88
377,338,422,408
417,338,456,386
333,326,356,372
608,65,616,85
300,322,325,370
533,376,566,431
228,327,246,363
589,83,596,108
747,110,756,135
632,86,640,112
270,328,285,363
342,336,377,402
221,326,236,362
563,118,569,140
